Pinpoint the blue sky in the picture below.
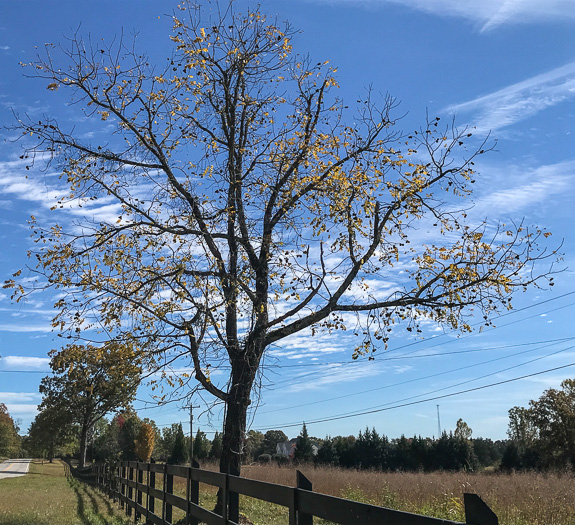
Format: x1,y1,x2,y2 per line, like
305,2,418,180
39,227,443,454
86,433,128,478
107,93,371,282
0,0,574,442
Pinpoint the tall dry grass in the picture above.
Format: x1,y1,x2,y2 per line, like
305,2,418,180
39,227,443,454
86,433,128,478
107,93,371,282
236,463,575,524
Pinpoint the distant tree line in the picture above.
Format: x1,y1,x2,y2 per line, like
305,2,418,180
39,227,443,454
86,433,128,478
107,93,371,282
26,405,218,466
245,420,505,472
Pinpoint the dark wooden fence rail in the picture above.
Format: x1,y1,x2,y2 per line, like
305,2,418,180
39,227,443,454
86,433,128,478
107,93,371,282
93,461,498,525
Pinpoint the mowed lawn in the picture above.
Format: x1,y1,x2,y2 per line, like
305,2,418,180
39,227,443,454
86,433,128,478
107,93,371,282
0,460,130,525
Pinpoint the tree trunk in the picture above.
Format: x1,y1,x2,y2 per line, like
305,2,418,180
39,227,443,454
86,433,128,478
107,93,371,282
79,421,89,468
215,357,258,518
219,385,250,477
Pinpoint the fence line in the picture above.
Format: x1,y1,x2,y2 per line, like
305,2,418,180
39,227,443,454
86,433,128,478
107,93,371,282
93,461,498,525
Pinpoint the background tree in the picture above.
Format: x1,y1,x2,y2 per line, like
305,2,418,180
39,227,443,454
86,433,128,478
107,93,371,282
294,423,315,463
472,438,505,468
261,430,288,456
244,430,264,461
0,404,21,458
430,432,478,471
454,418,473,441
27,406,77,462
528,379,575,468
315,436,339,466
192,429,211,461
209,431,223,461
155,423,184,462
116,411,144,461
93,412,162,462
9,0,555,479
135,422,156,462
169,423,188,465
39,343,141,466
507,406,538,448
504,405,540,470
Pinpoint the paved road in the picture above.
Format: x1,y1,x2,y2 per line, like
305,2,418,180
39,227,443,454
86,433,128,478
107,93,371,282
0,458,32,480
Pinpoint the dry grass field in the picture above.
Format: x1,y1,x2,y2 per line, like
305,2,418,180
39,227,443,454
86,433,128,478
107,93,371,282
235,463,575,525
161,461,575,524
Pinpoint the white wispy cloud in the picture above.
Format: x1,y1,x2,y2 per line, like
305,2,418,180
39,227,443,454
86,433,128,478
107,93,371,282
0,159,125,227
471,160,575,217
4,403,39,415
287,362,382,392
0,392,42,403
0,162,63,207
444,61,575,133
309,0,575,31
0,323,54,333
0,355,50,369
0,45,10,51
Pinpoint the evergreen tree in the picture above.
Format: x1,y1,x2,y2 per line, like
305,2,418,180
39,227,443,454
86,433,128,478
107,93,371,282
315,437,339,466
193,429,211,460
500,441,522,471
169,423,189,465
409,436,430,471
209,432,223,461
294,423,314,463
333,435,356,468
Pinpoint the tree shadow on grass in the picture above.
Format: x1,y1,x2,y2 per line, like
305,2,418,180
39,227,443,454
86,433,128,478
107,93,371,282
80,482,116,518
69,478,116,525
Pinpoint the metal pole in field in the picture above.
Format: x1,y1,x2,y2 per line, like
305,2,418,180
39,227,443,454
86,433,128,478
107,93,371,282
436,404,441,437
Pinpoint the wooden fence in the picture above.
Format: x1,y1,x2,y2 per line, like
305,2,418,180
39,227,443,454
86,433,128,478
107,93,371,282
93,461,498,525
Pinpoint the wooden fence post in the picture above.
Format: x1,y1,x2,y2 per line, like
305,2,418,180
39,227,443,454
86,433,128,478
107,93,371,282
188,459,200,525
164,463,173,524
464,493,498,525
136,464,143,521
296,470,313,525
120,464,126,510
148,463,155,524
127,465,134,518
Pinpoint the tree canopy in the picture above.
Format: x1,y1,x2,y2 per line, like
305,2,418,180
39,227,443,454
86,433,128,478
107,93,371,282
7,0,556,476
0,404,21,458
135,422,156,462
27,405,77,462
39,342,141,466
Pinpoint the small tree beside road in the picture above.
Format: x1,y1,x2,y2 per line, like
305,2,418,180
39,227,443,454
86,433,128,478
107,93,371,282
39,343,141,466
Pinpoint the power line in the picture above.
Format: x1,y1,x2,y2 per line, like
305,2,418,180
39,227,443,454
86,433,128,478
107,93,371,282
261,291,575,373
258,342,574,424
254,360,575,431
266,316,575,392
257,337,575,414
266,335,575,370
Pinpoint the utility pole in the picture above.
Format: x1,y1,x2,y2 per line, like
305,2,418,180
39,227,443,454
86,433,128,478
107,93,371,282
184,403,200,463
437,405,442,438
